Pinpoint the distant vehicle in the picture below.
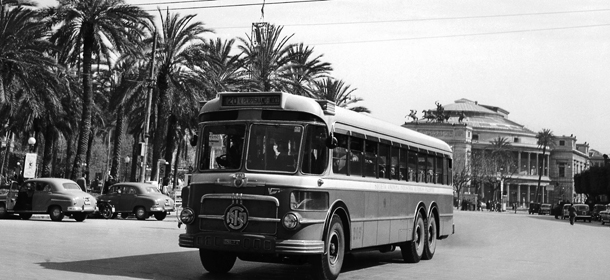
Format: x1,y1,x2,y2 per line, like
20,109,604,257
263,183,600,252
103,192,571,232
0,178,97,221
591,204,606,221
599,204,610,225
539,204,551,215
563,204,591,222
98,182,175,220
528,203,541,214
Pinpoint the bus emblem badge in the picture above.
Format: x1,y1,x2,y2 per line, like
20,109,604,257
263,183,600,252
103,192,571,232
225,204,249,231
232,173,247,188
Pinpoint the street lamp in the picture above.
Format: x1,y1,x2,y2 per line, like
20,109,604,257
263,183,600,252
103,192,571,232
124,156,131,182
27,137,36,152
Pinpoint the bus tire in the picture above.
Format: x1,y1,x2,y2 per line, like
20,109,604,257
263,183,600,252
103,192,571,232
401,210,426,263
311,214,345,280
422,214,437,260
20,213,32,220
199,249,236,273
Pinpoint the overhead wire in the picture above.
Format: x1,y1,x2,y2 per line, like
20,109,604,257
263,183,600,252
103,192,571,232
141,0,329,12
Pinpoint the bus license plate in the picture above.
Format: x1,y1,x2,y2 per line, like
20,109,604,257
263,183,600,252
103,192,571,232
223,239,240,246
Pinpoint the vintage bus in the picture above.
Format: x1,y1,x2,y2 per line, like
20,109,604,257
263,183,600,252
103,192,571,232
178,92,454,280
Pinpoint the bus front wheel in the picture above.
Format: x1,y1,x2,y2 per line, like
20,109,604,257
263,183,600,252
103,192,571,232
199,249,236,274
400,210,426,263
311,214,345,280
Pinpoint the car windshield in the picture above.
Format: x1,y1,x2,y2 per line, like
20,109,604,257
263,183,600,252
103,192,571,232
576,206,588,211
63,182,82,191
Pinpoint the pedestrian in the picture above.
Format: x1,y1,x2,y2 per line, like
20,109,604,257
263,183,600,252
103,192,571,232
568,203,577,225
76,174,88,192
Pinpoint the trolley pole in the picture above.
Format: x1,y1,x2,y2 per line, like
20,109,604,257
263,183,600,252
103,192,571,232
140,32,157,182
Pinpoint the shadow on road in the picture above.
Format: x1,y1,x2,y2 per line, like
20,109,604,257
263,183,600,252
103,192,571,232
524,214,610,227
37,248,410,279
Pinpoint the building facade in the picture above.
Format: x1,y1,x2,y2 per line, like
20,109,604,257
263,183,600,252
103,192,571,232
403,98,595,208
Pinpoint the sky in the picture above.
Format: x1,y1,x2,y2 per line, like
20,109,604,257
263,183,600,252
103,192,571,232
35,0,610,153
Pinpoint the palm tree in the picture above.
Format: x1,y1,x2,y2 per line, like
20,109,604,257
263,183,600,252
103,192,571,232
44,0,152,180
238,24,295,91
149,9,212,181
535,129,556,203
310,77,371,113
281,43,332,96
191,38,245,95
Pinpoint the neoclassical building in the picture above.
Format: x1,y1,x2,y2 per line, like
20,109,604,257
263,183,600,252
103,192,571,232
403,98,594,207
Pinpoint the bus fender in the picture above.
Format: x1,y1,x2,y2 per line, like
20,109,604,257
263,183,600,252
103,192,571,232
321,200,350,254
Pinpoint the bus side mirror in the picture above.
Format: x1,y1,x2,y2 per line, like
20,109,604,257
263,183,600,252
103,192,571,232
325,136,338,149
190,135,198,147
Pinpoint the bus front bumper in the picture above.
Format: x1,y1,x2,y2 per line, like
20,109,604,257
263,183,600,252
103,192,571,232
179,232,324,255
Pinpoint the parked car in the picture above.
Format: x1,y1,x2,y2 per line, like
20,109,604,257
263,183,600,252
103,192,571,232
599,204,610,225
539,204,551,215
528,202,541,214
591,204,606,221
0,178,97,221
563,203,591,222
98,182,175,220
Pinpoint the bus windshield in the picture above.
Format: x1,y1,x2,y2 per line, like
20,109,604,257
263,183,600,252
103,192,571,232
246,124,302,172
199,122,328,174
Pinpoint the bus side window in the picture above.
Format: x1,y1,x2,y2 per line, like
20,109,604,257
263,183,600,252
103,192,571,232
332,134,348,175
349,137,364,176
301,126,328,175
378,143,390,179
418,153,427,182
390,146,399,180
399,148,407,181
364,140,377,178
408,150,418,182
436,155,443,184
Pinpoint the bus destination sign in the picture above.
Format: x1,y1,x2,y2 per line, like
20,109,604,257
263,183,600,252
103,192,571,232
221,94,282,107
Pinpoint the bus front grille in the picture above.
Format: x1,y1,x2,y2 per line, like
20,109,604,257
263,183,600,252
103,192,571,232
199,193,279,235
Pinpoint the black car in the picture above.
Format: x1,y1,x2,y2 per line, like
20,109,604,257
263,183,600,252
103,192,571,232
528,203,540,214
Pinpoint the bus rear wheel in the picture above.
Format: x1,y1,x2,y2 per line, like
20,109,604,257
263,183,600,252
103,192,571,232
311,214,345,280
422,214,437,260
199,249,236,273
400,210,426,263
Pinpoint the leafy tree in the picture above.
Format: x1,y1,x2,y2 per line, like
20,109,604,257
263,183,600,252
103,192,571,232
310,77,370,113
452,156,471,207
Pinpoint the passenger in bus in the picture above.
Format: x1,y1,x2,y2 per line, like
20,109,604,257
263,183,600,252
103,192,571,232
216,135,242,169
273,141,293,171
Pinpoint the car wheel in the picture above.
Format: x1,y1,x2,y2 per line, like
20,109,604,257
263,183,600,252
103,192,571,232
310,214,345,280
401,209,426,263
49,206,64,221
422,214,437,260
19,213,32,220
73,213,87,222
101,205,113,219
154,212,167,221
199,249,236,273
135,207,147,220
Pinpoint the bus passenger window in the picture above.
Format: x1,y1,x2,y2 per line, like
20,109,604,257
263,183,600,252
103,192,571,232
332,134,348,175
436,156,443,184
418,154,427,182
427,156,435,183
390,146,399,180
350,137,363,176
408,151,418,182
399,149,407,181
364,140,377,177
378,143,390,179
301,125,328,175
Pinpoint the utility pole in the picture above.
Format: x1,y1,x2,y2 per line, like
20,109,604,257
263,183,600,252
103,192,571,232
140,32,157,182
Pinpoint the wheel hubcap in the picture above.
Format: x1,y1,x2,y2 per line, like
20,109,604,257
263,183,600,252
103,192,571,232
329,233,338,264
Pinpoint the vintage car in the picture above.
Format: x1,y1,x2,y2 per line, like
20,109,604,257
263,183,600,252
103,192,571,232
98,182,175,220
528,203,540,214
562,203,591,222
599,204,610,225
539,203,552,215
0,178,97,221
591,204,607,221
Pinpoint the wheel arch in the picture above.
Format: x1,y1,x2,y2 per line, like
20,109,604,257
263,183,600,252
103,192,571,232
322,200,351,253
427,202,440,239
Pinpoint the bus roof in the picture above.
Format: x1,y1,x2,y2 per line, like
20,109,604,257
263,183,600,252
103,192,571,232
201,92,452,156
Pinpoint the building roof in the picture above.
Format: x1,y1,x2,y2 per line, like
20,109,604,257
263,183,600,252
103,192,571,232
443,98,534,134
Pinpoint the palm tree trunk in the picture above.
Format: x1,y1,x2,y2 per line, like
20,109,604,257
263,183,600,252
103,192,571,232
42,126,54,177
110,105,125,180
152,70,170,181
164,114,177,178
65,134,73,178
535,147,547,203
130,132,140,181
71,24,95,180
0,131,13,179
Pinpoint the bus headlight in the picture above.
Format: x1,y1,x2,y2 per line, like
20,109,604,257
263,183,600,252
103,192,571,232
282,212,300,230
179,208,195,225
290,191,328,210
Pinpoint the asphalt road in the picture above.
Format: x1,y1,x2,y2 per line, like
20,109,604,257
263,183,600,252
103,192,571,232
0,210,606,280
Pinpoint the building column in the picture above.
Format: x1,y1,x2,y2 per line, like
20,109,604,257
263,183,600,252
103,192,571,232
518,152,522,174
527,153,531,175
